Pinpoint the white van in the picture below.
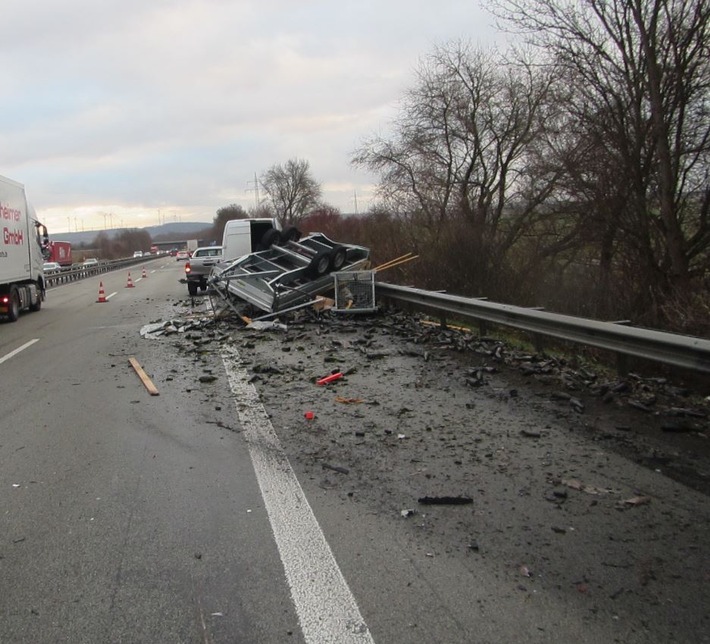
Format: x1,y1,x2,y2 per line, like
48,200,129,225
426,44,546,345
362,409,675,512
220,218,283,262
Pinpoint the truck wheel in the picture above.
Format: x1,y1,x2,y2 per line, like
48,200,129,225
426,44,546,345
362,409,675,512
281,226,301,243
7,287,20,322
29,292,42,312
187,281,198,296
329,246,347,271
308,250,332,278
259,228,282,250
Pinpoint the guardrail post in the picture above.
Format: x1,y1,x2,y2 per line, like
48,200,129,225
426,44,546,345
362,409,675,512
616,352,630,377
532,333,545,355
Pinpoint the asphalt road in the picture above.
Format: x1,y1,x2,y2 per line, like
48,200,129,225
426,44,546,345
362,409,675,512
2,260,708,644
1,261,301,643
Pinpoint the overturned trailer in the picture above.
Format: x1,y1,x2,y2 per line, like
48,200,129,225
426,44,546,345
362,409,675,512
209,232,370,315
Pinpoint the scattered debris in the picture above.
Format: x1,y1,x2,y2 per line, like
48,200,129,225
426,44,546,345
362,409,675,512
618,495,652,508
335,396,364,404
521,429,542,438
140,316,214,339
246,320,288,331
322,463,350,475
560,479,615,495
551,526,567,534
418,496,473,505
128,356,159,396
661,420,695,433
316,371,343,385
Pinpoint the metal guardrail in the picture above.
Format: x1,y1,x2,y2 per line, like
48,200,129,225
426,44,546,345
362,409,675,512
375,282,710,374
44,256,156,287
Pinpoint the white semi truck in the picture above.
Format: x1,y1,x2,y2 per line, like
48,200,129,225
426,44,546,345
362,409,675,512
0,174,49,322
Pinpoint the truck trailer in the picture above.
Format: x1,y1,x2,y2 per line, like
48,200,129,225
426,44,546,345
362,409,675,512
0,174,49,322
47,240,72,266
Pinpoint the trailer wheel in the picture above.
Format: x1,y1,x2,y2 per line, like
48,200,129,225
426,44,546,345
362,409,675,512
281,226,301,243
7,287,20,322
329,246,347,271
308,250,332,278
187,281,198,296
258,228,282,250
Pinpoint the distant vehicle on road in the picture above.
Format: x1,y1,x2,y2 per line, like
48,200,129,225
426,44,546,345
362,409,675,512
46,241,73,266
82,258,99,267
175,250,190,261
133,251,143,258
43,262,62,274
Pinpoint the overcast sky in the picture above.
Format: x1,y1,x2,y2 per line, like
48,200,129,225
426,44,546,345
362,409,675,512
1,0,501,234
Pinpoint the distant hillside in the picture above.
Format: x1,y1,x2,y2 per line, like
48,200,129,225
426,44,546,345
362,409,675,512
53,221,211,246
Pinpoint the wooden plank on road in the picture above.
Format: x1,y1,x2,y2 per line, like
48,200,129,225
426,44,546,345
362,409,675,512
128,356,160,396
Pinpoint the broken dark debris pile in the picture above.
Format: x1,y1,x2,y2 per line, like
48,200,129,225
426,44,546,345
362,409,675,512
143,305,710,436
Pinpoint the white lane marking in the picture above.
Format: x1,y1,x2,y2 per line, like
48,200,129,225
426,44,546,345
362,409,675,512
134,277,143,283
221,345,374,644
0,339,40,365
106,292,118,300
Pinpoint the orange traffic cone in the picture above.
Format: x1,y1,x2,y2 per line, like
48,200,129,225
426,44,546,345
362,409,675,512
126,272,135,288
97,281,107,303
142,266,147,278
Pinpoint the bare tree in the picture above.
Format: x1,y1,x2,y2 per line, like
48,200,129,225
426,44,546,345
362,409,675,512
260,159,322,227
213,204,248,242
353,42,560,295
491,0,710,323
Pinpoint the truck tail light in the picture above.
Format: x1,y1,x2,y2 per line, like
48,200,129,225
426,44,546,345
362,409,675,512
184,262,191,274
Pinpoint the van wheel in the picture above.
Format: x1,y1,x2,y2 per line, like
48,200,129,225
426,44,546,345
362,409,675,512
259,228,282,250
7,287,20,322
329,246,347,271
308,250,332,278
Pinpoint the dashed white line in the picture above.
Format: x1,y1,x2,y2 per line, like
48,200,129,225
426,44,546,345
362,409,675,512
106,292,118,300
221,344,375,644
0,338,40,365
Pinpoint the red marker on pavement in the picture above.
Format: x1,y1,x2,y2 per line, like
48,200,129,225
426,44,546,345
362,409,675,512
316,372,343,385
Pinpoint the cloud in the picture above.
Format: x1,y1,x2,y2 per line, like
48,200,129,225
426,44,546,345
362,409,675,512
0,0,499,233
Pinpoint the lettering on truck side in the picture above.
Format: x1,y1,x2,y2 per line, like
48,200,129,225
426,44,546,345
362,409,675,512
0,203,21,221
3,228,25,245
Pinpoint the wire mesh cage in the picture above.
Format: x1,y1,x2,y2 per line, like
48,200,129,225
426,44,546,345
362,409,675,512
333,270,377,313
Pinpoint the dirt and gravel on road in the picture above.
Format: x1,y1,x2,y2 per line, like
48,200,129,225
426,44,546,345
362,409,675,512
145,297,710,644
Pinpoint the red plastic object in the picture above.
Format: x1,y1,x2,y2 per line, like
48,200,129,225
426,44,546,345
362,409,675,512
304,411,315,420
316,372,343,385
